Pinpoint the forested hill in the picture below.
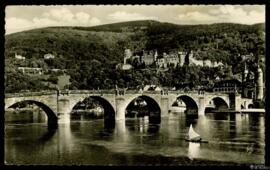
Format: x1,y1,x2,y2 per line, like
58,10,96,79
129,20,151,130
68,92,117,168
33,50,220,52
5,20,265,92
5,20,265,66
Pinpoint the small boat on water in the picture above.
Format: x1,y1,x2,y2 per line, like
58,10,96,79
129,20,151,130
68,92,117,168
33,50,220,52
185,124,202,143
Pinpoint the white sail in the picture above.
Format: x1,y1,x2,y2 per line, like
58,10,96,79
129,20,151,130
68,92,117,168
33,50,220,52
188,124,200,140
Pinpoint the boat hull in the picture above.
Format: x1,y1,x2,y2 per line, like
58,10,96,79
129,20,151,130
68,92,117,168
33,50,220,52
185,136,202,142
185,138,209,143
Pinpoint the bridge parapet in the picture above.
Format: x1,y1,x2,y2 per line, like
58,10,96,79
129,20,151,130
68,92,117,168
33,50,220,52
64,90,115,95
143,91,163,95
168,90,205,94
5,91,57,98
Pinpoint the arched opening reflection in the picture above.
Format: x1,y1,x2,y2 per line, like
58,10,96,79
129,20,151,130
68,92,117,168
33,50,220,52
125,118,160,135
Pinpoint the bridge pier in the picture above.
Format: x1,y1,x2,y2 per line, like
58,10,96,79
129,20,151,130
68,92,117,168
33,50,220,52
229,94,242,112
115,98,125,121
198,97,205,116
160,97,169,117
57,99,72,123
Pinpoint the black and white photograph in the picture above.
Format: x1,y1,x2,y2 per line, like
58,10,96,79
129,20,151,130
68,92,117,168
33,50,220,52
4,4,267,166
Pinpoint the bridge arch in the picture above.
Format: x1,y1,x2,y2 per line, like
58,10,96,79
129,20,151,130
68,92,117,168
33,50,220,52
124,95,161,123
248,104,254,108
241,99,253,109
124,95,161,112
5,100,58,126
171,95,199,115
71,95,116,122
205,97,229,111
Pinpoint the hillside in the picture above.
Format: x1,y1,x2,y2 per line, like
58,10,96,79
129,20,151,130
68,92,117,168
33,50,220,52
5,20,265,65
4,20,265,92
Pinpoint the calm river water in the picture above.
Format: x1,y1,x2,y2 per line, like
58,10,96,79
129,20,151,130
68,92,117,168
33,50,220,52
5,111,265,165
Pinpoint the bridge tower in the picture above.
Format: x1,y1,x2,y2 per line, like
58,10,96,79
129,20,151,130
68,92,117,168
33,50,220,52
229,93,241,112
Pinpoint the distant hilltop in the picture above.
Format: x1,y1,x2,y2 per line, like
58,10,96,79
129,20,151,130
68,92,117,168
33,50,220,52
7,20,265,35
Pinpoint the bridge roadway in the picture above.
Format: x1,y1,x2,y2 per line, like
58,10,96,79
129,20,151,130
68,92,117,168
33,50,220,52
5,90,253,126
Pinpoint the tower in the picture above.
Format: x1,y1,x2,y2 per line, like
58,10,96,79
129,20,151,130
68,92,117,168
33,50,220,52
256,65,264,100
124,49,132,64
241,61,249,98
154,50,158,62
243,62,248,82
178,51,185,66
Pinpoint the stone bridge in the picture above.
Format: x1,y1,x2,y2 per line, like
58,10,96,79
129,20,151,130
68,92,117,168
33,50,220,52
5,90,249,126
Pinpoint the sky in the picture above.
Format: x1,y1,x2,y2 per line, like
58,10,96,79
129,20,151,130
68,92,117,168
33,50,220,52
5,5,265,35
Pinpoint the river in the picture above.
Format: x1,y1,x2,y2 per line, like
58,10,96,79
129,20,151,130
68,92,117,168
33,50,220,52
5,111,265,165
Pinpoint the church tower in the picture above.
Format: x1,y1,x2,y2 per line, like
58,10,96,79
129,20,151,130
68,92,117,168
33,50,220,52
256,65,264,100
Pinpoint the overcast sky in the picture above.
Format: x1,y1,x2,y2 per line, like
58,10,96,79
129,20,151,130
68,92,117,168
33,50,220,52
5,5,265,35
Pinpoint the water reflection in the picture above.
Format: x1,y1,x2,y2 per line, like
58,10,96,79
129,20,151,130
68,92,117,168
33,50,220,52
38,128,56,143
125,117,160,134
104,118,115,130
188,142,200,160
5,109,47,124
195,116,209,139
185,115,198,128
5,111,265,165
147,124,160,134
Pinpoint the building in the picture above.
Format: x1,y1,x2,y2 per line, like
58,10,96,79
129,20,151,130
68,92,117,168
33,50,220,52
241,53,254,61
18,67,43,75
213,61,224,67
188,51,224,68
143,85,162,91
178,51,187,66
156,55,167,68
15,53,25,60
116,63,133,70
124,49,132,64
156,52,180,68
123,49,225,69
47,68,63,74
212,79,242,93
141,51,155,66
188,51,204,67
203,60,212,67
44,53,55,60
166,52,179,68
118,49,133,70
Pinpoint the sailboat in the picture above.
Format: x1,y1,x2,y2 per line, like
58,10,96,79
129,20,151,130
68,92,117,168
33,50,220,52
186,124,202,142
